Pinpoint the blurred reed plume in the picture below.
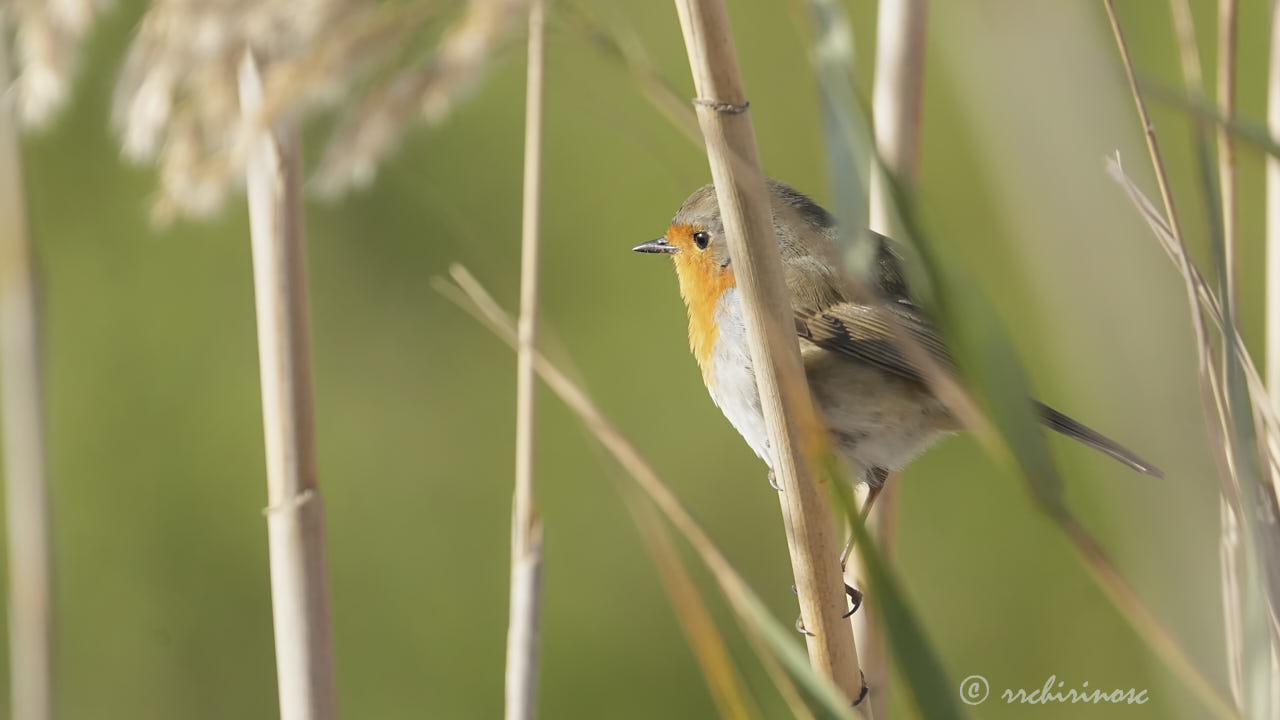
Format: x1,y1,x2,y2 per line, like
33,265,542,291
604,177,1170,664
312,0,527,194
112,0,525,222
5,0,108,128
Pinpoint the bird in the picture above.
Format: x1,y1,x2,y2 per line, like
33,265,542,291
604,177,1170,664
632,179,1162,509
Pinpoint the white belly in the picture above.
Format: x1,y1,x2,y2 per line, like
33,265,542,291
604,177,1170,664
703,289,950,477
704,290,772,462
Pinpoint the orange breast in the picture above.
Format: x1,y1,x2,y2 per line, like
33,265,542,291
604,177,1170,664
668,224,736,384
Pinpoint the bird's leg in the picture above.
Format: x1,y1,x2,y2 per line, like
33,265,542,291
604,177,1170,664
839,471,887,618
792,470,888,628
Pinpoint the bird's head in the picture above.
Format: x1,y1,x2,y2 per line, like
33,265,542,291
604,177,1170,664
632,182,732,293
633,179,850,375
633,179,850,311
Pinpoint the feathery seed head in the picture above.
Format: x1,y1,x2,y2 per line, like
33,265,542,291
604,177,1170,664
112,0,526,220
5,0,108,128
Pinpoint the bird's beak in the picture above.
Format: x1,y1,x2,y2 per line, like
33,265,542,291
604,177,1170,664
632,237,677,254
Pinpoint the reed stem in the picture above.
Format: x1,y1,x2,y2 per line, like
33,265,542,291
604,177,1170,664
672,0,867,708
1264,0,1280,711
1218,0,1239,310
504,1,547,718
1267,0,1280,434
0,36,53,720
238,51,339,720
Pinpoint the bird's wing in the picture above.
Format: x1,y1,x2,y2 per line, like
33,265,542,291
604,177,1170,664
794,301,954,384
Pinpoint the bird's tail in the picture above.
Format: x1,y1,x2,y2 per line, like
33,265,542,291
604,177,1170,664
1035,401,1163,478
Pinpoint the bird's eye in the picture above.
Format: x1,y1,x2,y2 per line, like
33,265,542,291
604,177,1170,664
693,231,710,249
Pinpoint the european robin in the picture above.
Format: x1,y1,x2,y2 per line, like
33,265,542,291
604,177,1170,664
633,179,1161,502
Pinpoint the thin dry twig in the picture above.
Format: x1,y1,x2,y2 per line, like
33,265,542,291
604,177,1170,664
620,489,759,720
1105,149,1248,720
1099,5,1262,715
0,34,53,720
1166,1,1250,707
436,281,771,720
1168,0,1204,90
671,0,866,707
1059,515,1236,719
504,1,546,718
438,266,853,719
239,50,338,720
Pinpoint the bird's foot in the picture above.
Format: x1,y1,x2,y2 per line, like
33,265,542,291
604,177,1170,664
843,583,863,618
767,470,782,491
853,671,869,707
795,614,815,636
790,585,815,636
789,583,861,630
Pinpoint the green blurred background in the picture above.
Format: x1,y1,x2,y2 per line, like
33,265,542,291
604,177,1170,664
1,0,1266,717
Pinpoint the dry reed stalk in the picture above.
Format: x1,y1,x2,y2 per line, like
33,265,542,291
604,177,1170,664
853,2,927,716
603,10,1224,712
0,38,53,720
560,7,703,146
1099,5,1256,716
1109,150,1280,486
1100,1,1224,566
1270,0,1280,416
504,2,546,718
1058,514,1236,719
848,475,895,720
1166,1,1250,708
1265,0,1280,711
1168,0,1204,89
867,0,926,237
440,266,855,719
1266,0,1280,478
621,489,758,720
238,51,338,720
671,0,866,707
1102,1,1191,256
439,274,784,720
1218,0,1239,309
